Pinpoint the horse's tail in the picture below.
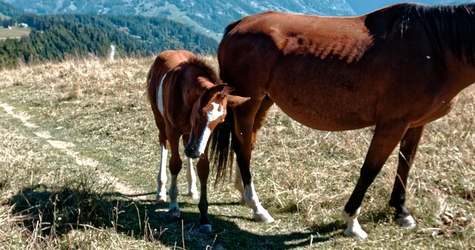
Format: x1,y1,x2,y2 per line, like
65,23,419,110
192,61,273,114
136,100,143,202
211,106,234,186
212,20,242,186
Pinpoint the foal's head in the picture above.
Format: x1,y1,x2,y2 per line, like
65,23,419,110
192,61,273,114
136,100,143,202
184,84,249,158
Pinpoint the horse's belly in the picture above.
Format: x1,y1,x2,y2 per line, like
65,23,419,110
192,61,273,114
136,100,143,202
268,89,376,131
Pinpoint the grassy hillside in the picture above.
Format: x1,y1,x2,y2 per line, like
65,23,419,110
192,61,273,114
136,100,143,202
0,57,474,249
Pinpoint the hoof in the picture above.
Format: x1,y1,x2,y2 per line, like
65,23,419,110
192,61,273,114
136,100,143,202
253,210,275,223
397,215,416,228
200,224,212,233
343,227,368,239
187,191,199,200
169,208,180,219
156,196,166,203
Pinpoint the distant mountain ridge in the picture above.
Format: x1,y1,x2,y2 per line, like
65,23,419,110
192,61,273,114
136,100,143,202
2,0,474,42
0,0,355,40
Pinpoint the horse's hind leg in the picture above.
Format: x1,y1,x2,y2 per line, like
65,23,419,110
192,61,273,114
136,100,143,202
185,157,199,199
167,131,183,218
154,111,168,203
232,97,274,223
389,125,425,229
342,122,409,239
233,165,245,204
182,135,198,199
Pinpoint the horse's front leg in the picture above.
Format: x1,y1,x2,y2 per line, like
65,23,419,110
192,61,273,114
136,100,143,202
389,125,425,228
196,155,212,233
167,131,183,219
156,143,168,203
342,122,409,239
232,98,274,223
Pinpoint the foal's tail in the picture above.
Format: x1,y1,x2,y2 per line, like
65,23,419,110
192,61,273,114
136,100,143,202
211,106,235,186
145,61,155,105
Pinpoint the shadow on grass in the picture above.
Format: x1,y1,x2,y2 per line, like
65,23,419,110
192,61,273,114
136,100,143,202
6,184,333,249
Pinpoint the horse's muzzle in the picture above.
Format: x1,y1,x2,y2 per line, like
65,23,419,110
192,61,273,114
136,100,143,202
184,143,202,159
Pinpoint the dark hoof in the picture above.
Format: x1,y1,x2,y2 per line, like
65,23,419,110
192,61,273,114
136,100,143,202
169,208,181,219
200,224,212,233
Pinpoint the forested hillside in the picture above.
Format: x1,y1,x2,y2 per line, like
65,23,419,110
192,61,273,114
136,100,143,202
0,1,23,19
0,10,218,69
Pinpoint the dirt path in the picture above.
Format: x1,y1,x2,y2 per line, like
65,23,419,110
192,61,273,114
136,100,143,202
0,101,149,200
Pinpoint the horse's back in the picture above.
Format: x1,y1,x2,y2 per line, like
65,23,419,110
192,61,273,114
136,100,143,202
155,50,195,73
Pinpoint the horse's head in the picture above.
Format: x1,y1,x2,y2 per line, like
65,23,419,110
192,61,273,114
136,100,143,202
184,84,249,158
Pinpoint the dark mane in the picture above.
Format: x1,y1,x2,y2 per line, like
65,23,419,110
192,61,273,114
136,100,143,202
185,56,222,85
412,3,475,65
222,19,242,38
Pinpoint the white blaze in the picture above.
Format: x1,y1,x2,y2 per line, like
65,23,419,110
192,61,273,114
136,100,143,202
157,73,167,115
197,102,223,155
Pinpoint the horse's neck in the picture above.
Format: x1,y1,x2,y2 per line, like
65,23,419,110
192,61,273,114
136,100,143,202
181,76,214,107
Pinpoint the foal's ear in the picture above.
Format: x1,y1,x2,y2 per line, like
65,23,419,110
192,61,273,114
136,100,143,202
226,95,250,107
208,84,228,97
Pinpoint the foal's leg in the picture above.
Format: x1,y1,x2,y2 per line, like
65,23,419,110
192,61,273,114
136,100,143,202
342,123,408,239
182,135,198,199
232,97,274,223
156,141,168,203
185,157,199,199
155,119,168,203
196,154,212,233
167,131,183,218
389,125,425,228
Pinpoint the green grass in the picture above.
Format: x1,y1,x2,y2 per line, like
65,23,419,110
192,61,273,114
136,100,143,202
0,57,474,249
0,26,30,39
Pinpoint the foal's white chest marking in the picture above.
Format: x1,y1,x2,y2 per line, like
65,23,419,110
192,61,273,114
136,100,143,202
157,73,167,116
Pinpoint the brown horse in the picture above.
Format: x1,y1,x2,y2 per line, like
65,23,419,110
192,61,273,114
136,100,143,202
214,3,475,238
146,50,249,233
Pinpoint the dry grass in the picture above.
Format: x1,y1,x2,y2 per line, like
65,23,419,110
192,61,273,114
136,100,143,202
0,56,474,249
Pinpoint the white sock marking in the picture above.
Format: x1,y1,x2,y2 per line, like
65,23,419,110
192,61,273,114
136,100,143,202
156,145,168,201
186,157,198,198
341,207,368,239
243,178,274,223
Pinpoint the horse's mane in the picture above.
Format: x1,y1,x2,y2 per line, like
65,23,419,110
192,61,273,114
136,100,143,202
185,56,222,85
396,3,475,66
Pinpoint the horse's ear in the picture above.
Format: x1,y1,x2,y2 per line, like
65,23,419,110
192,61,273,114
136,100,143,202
208,84,228,97
221,85,235,95
226,95,250,107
